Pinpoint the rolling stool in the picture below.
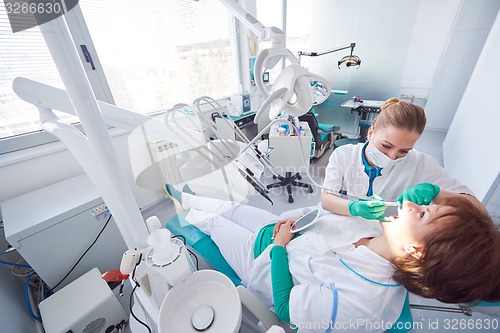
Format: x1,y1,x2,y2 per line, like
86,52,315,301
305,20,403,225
334,120,372,149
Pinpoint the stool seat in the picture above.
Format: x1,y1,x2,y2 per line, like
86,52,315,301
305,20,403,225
334,138,360,149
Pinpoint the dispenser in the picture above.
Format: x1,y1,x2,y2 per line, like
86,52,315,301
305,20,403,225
145,226,193,308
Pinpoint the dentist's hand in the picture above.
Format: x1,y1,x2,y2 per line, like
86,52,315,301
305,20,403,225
396,183,440,205
348,195,386,220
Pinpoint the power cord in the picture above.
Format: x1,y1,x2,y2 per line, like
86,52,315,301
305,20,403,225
0,251,32,269
126,235,195,333
129,252,152,333
1,247,42,321
52,214,112,290
25,272,42,322
172,234,199,270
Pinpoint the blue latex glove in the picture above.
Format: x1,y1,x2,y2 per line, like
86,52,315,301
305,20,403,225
396,183,440,205
348,195,386,220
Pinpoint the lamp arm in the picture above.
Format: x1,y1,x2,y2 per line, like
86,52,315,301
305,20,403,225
219,0,285,47
298,42,356,58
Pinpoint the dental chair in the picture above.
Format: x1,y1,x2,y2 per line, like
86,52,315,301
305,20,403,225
165,211,294,332
165,211,417,333
334,119,372,149
166,211,500,333
298,109,340,160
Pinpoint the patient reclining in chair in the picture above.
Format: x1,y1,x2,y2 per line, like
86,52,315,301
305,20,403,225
166,184,500,333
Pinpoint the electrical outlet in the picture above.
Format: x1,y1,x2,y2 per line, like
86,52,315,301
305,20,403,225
90,204,110,221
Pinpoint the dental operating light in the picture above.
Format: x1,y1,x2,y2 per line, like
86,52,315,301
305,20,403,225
218,0,332,123
298,42,361,69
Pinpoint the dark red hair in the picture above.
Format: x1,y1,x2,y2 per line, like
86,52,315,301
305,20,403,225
392,195,500,303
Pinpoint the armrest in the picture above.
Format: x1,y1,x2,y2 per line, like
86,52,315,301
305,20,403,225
237,285,282,330
317,128,333,135
317,125,340,135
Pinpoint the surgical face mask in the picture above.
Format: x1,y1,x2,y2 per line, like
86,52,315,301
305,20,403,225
367,144,406,168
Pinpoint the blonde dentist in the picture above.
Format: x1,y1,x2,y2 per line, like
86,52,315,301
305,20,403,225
321,97,474,220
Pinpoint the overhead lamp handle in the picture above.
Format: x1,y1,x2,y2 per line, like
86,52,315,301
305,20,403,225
219,0,285,46
298,42,356,58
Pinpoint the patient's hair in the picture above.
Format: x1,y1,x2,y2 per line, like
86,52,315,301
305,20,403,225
392,195,500,303
372,97,426,135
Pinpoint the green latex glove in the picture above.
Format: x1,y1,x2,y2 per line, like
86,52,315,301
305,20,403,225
396,183,440,205
348,197,386,220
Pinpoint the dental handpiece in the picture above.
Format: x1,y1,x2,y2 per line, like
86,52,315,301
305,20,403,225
334,190,401,207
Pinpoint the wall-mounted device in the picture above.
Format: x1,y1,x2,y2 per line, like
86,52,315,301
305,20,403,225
230,93,251,115
263,72,270,83
1,174,128,290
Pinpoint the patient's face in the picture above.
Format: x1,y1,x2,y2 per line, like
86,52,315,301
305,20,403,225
383,202,452,245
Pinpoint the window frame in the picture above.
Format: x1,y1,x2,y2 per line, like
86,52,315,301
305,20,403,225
0,1,247,155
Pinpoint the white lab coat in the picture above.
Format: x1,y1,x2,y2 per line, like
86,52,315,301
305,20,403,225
323,143,472,201
242,225,407,333
184,194,407,333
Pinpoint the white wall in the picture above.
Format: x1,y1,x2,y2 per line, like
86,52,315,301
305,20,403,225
443,10,500,203
424,0,500,130
310,0,419,99
400,0,461,106
311,0,460,135
305,0,499,136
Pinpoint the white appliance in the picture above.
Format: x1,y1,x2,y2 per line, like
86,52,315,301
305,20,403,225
145,227,194,308
230,93,251,115
1,173,128,290
39,267,127,333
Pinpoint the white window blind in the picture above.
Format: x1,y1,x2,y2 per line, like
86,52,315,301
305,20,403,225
78,0,238,114
0,9,70,140
0,0,238,148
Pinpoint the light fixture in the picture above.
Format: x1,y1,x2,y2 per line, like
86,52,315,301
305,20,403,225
298,42,361,69
217,0,332,123
252,48,332,123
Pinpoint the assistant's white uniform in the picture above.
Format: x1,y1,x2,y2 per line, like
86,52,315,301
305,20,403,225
183,194,407,333
323,143,472,201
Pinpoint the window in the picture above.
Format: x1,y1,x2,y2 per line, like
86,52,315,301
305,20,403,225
256,0,312,81
0,0,239,152
77,0,238,114
0,9,71,141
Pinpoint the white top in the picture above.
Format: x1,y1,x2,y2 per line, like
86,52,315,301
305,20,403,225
323,143,472,201
241,225,407,333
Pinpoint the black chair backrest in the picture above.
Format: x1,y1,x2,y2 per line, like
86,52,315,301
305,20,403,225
298,112,318,137
359,120,372,143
